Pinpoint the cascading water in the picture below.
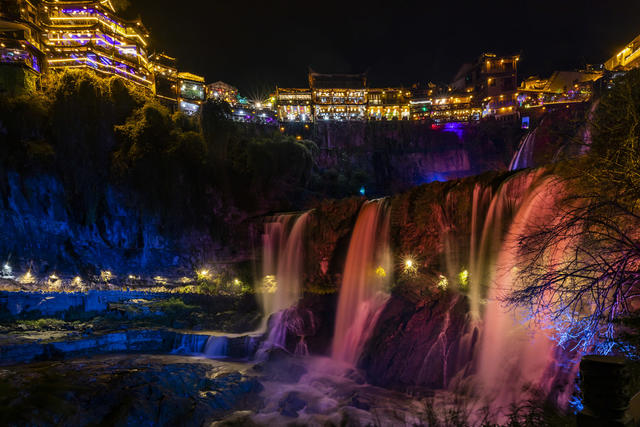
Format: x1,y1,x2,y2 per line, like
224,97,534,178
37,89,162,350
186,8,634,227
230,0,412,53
204,336,229,358
172,333,209,354
258,211,311,350
332,199,392,365
509,128,538,171
475,175,576,413
433,170,578,418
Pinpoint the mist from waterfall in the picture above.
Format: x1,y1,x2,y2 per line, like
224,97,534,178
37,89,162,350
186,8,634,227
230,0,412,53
332,199,392,365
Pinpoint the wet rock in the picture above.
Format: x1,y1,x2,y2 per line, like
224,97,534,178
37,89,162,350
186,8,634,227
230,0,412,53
359,292,473,392
348,394,371,411
0,354,264,426
211,411,263,427
279,391,307,417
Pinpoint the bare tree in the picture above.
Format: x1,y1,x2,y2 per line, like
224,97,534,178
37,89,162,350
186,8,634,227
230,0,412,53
505,68,640,353
506,193,640,352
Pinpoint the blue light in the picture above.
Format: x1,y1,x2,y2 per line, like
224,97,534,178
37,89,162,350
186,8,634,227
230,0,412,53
418,173,446,184
359,186,365,195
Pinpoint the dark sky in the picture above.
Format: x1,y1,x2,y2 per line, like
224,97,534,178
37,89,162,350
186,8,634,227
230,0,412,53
125,0,640,96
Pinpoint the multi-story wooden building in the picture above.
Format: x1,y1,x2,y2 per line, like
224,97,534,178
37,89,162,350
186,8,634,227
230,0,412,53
451,53,519,119
366,88,411,120
1,0,209,114
517,70,602,110
605,34,640,71
177,72,205,115
275,87,312,122
275,72,413,122
310,72,367,121
207,81,239,105
0,0,45,94
40,0,154,89
150,52,178,108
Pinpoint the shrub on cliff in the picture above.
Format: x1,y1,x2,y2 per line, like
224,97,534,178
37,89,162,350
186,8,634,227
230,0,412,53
112,101,208,222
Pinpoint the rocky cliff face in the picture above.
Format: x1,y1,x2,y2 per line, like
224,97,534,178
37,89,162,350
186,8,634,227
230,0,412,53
359,290,475,392
311,121,518,194
0,172,251,278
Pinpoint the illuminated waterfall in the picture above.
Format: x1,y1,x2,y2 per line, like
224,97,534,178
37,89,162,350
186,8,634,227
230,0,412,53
509,128,538,171
259,211,310,348
332,199,392,364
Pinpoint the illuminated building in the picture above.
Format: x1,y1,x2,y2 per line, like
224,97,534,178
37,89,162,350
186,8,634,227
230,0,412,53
178,72,205,115
450,53,519,119
605,34,640,71
0,0,45,94
207,81,238,104
517,70,603,109
366,88,411,120
275,87,312,122
409,83,480,123
150,52,178,108
427,95,481,123
310,72,367,121
39,0,153,89
276,72,414,122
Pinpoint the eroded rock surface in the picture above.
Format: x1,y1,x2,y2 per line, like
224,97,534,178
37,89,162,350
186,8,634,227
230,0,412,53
0,354,263,426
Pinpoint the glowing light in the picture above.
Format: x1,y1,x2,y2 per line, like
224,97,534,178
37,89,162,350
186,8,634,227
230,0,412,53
458,269,469,288
437,274,448,290
19,271,35,284
100,270,113,282
403,258,417,275
2,263,12,278
49,274,59,281
197,269,210,280
375,266,386,278
233,278,241,286
261,275,277,294
154,276,168,284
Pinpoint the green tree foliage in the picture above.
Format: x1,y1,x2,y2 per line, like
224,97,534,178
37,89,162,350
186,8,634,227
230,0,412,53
0,69,318,230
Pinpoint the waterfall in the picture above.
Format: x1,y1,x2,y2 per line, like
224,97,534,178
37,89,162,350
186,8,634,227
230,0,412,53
466,170,545,322
475,175,571,411
258,211,310,350
332,199,392,364
260,212,310,325
171,333,209,354
509,128,538,171
434,170,577,417
204,336,229,358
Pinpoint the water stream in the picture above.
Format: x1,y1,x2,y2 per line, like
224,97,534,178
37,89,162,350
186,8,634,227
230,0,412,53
332,199,392,365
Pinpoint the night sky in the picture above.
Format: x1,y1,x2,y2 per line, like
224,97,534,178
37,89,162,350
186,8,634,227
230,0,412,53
125,0,640,95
